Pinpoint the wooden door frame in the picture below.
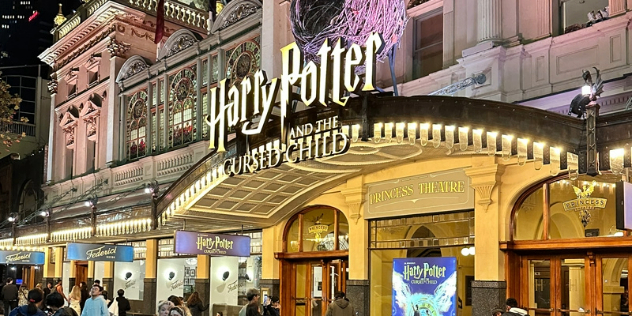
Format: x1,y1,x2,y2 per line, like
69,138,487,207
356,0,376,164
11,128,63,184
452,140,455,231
279,254,349,316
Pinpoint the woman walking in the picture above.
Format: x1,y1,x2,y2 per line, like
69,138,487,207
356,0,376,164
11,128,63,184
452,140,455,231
68,285,82,315
186,292,208,316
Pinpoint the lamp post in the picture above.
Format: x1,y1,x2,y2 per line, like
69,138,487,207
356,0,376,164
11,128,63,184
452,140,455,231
582,68,603,176
146,181,160,230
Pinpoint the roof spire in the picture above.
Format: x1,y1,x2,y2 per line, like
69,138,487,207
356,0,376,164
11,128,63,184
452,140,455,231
54,3,66,26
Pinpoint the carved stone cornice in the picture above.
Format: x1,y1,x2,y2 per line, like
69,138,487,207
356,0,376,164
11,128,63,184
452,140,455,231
51,24,115,72
341,184,366,224
464,164,504,212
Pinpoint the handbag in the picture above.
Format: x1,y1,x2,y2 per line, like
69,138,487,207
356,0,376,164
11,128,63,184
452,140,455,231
108,298,119,316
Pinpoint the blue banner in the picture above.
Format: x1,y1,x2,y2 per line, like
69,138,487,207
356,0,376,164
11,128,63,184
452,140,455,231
0,251,45,265
67,243,134,262
392,257,457,316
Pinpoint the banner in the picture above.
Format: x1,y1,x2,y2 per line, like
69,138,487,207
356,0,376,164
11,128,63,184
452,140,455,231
67,243,134,262
174,231,250,257
392,257,457,316
0,251,45,265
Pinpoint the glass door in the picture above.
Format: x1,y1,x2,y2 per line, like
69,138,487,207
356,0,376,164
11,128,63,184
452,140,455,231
598,255,630,316
291,259,348,316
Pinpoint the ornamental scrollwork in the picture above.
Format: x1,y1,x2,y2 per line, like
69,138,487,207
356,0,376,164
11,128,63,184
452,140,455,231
107,38,131,58
166,36,196,58
219,3,258,31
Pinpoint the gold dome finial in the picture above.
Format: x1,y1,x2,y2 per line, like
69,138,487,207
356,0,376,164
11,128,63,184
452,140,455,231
54,3,66,26
216,0,224,15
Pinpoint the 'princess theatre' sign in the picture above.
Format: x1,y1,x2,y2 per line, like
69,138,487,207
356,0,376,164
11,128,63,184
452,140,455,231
205,33,384,176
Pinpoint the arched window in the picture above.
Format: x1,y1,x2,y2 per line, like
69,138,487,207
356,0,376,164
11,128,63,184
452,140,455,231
284,206,349,253
169,68,196,148
127,90,148,160
512,174,621,240
18,180,37,222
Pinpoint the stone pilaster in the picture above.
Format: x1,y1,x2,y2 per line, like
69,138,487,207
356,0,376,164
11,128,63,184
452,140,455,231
471,281,506,316
259,279,279,298
346,280,369,316
143,278,157,315
195,278,211,316
477,0,502,44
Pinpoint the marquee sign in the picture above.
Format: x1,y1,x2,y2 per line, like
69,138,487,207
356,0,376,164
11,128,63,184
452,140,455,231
67,243,134,262
174,230,251,257
0,251,45,265
205,33,385,176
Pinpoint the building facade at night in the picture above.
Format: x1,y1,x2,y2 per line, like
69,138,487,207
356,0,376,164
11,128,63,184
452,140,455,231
2,0,631,316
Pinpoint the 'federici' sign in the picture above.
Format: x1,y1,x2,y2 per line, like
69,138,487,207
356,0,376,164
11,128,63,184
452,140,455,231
67,243,134,262
0,251,45,265
174,230,250,257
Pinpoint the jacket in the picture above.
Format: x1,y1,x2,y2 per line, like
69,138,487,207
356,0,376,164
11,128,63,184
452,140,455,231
2,284,18,302
188,302,209,316
81,296,109,316
52,307,78,316
503,307,529,316
115,296,131,316
8,305,48,316
325,299,355,316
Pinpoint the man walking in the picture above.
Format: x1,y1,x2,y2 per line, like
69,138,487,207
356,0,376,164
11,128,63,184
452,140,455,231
81,285,108,316
239,288,260,316
502,298,528,316
325,291,355,316
1,278,18,314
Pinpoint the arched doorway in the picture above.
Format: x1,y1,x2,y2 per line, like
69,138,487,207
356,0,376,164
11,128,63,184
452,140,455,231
276,206,349,316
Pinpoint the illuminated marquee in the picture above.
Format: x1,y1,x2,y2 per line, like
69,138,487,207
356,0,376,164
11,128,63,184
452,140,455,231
204,33,384,175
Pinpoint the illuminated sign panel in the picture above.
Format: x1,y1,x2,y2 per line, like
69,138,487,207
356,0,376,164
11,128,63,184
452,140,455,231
174,230,250,257
67,243,134,262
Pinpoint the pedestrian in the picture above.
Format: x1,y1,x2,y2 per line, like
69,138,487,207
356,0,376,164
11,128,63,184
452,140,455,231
325,291,355,316
263,296,280,316
53,280,68,305
110,289,130,316
45,292,78,316
502,298,528,316
2,277,19,314
18,285,29,307
492,308,504,316
169,306,186,316
167,296,191,316
78,282,88,312
92,280,101,287
246,302,262,316
68,285,82,315
80,285,108,316
102,290,110,306
239,289,260,316
157,300,174,316
8,288,47,316
186,292,208,316
43,282,52,298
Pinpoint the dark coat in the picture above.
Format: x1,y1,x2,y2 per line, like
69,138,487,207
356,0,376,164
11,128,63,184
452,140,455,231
2,284,18,302
325,299,355,316
188,302,209,316
114,296,131,316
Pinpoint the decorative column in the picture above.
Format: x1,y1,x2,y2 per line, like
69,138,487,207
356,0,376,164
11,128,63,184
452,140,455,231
195,255,210,316
106,39,129,166
196,58,203,142
610,0,626,16
42,248,55,286
147,82,153,154
464,158,505,316
68,260,77,291
87,261,95,285
341,177,369,316
162,73,169,149
143,239,158,315
260,227,280,299
477,0,503,44
118,94,126,161
46,76,58,183
53,247,63,282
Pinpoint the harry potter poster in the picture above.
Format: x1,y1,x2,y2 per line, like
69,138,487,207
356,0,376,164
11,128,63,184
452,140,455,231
392,257,457,316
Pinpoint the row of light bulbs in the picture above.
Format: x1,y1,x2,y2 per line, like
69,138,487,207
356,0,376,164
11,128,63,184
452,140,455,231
96,218,152,237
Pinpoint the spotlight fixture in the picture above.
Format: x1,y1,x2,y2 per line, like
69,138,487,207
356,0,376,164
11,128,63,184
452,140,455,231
568,67,603,118
7,213,18,222
222,271,230,281
85,196,98,208
145,181,160,196
39,210,49,217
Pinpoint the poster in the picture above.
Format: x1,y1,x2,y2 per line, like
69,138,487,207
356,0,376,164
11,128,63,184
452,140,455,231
392,257,457,316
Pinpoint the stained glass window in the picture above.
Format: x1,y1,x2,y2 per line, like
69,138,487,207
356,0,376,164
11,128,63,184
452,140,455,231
211,54,218,84
168,68,197,148
127,90,148,160
225,38,261,84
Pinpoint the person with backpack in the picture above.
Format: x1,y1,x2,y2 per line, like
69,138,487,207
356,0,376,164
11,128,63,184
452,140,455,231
45,292,78,316
8,288,47,316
